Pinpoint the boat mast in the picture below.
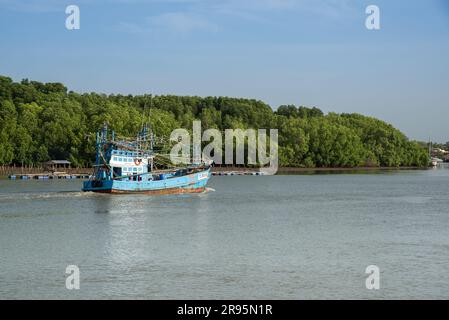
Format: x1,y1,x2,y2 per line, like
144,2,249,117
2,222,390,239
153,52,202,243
428,139,432,159
147,94,154,171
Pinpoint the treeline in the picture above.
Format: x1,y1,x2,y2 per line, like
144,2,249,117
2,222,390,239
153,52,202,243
0,75,429,168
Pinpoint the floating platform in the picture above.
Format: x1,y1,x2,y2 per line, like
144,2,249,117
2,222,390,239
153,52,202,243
9,171,266,179
8,173,92,180
211,171,266,176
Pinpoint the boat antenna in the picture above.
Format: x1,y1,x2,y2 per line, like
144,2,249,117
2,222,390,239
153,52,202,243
147,94,152,125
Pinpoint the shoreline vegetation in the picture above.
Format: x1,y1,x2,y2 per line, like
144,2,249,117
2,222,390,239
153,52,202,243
277,166,428,173
0,75,432,169
0,165,432,178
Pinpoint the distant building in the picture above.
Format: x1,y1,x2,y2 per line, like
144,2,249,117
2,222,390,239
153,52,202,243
43,160,71,171
432,148,449,154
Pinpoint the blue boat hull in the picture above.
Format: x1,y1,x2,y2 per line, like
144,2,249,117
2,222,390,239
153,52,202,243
82,168,210,194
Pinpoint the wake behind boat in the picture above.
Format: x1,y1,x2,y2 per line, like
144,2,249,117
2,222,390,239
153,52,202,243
82,124,211,194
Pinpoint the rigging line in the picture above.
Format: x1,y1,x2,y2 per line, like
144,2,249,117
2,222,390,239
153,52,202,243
98,149,116,177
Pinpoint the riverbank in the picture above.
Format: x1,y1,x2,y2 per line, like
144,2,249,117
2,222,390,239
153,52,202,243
276,166,430,174
0,165,433,178
212,166,430,174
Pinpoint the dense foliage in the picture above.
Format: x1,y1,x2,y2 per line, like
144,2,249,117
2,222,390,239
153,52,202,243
0,76,429,167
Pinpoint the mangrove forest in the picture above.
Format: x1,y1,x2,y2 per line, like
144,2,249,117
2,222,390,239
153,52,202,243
0,75,429,168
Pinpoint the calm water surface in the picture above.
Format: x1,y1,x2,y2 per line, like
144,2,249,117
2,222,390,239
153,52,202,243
1,167,449,299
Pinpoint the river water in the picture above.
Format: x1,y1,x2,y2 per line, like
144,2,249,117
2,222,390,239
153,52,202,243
1,167,449,299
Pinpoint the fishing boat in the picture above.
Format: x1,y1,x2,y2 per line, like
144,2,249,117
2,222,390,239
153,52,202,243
428,142,444,167
82,124,211,194
431,157,443,167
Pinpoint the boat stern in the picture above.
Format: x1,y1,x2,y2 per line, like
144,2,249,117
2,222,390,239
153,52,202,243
82,179,114,193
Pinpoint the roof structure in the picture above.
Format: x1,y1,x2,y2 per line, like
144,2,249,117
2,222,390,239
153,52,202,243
44,160,71,165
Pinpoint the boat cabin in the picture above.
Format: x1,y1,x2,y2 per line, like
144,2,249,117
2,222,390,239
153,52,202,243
108,149,152,181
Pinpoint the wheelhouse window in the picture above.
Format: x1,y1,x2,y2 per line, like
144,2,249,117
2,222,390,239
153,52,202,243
113,167,122,177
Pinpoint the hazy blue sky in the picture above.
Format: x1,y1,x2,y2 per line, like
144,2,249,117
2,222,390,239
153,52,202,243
0,0,448,141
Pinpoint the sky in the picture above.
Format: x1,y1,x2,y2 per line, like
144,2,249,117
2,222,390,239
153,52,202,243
0,0,448,141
